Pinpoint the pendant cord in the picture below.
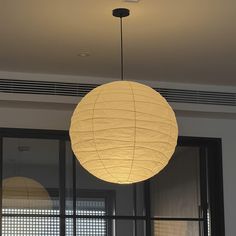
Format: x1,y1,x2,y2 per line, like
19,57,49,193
120,17,124,81
113,8,129,81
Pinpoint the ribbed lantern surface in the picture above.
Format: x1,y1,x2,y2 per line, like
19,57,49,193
70,81,178,184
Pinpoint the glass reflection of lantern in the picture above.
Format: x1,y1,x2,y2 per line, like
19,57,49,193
2,177,52,210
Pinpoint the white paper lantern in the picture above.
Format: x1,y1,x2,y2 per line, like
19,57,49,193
2,177,52,209
70,81,178,184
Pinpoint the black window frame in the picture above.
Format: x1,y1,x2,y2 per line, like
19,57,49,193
0,128,225,236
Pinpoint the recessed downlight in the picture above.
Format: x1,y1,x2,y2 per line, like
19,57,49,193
78,52,90,57
124,0,140,2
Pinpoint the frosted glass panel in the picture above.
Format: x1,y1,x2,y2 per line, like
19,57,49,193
115,220,145,236
76,218,107,236
150,147,200,218
2,216,60,236
152,220,200,236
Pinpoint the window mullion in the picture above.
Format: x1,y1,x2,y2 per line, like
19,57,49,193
59,140,66,236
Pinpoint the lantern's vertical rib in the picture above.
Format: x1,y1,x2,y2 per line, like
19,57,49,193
91,89,118,182
127,82,137,182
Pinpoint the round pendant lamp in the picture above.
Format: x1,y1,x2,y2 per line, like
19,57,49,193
2,177,52,209
70,9,178,184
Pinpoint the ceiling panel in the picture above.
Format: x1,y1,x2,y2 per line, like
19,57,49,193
0,0,235,85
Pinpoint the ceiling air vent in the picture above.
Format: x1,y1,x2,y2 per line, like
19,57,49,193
0,79,235,106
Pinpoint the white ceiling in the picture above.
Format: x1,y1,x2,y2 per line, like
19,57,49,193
0,0,235,85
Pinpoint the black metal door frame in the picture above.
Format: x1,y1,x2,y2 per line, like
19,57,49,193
0,128,225,236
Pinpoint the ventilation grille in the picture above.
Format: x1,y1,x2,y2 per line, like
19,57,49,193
0,79,97,97
0,79,235,106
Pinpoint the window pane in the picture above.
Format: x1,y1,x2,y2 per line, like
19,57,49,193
136,184,145,216
116,220,134,236
76,218,108,236
76,197,106,216
115,220,145,236
2,216,60,235
136,220,146,236
66,218,74,235
152,220,200,236
2,138,59,214
67,217,109,236
150,147,200,218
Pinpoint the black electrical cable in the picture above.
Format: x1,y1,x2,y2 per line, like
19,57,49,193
120,17,124,81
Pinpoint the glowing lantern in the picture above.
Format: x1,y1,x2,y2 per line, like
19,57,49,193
70,81,178,184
